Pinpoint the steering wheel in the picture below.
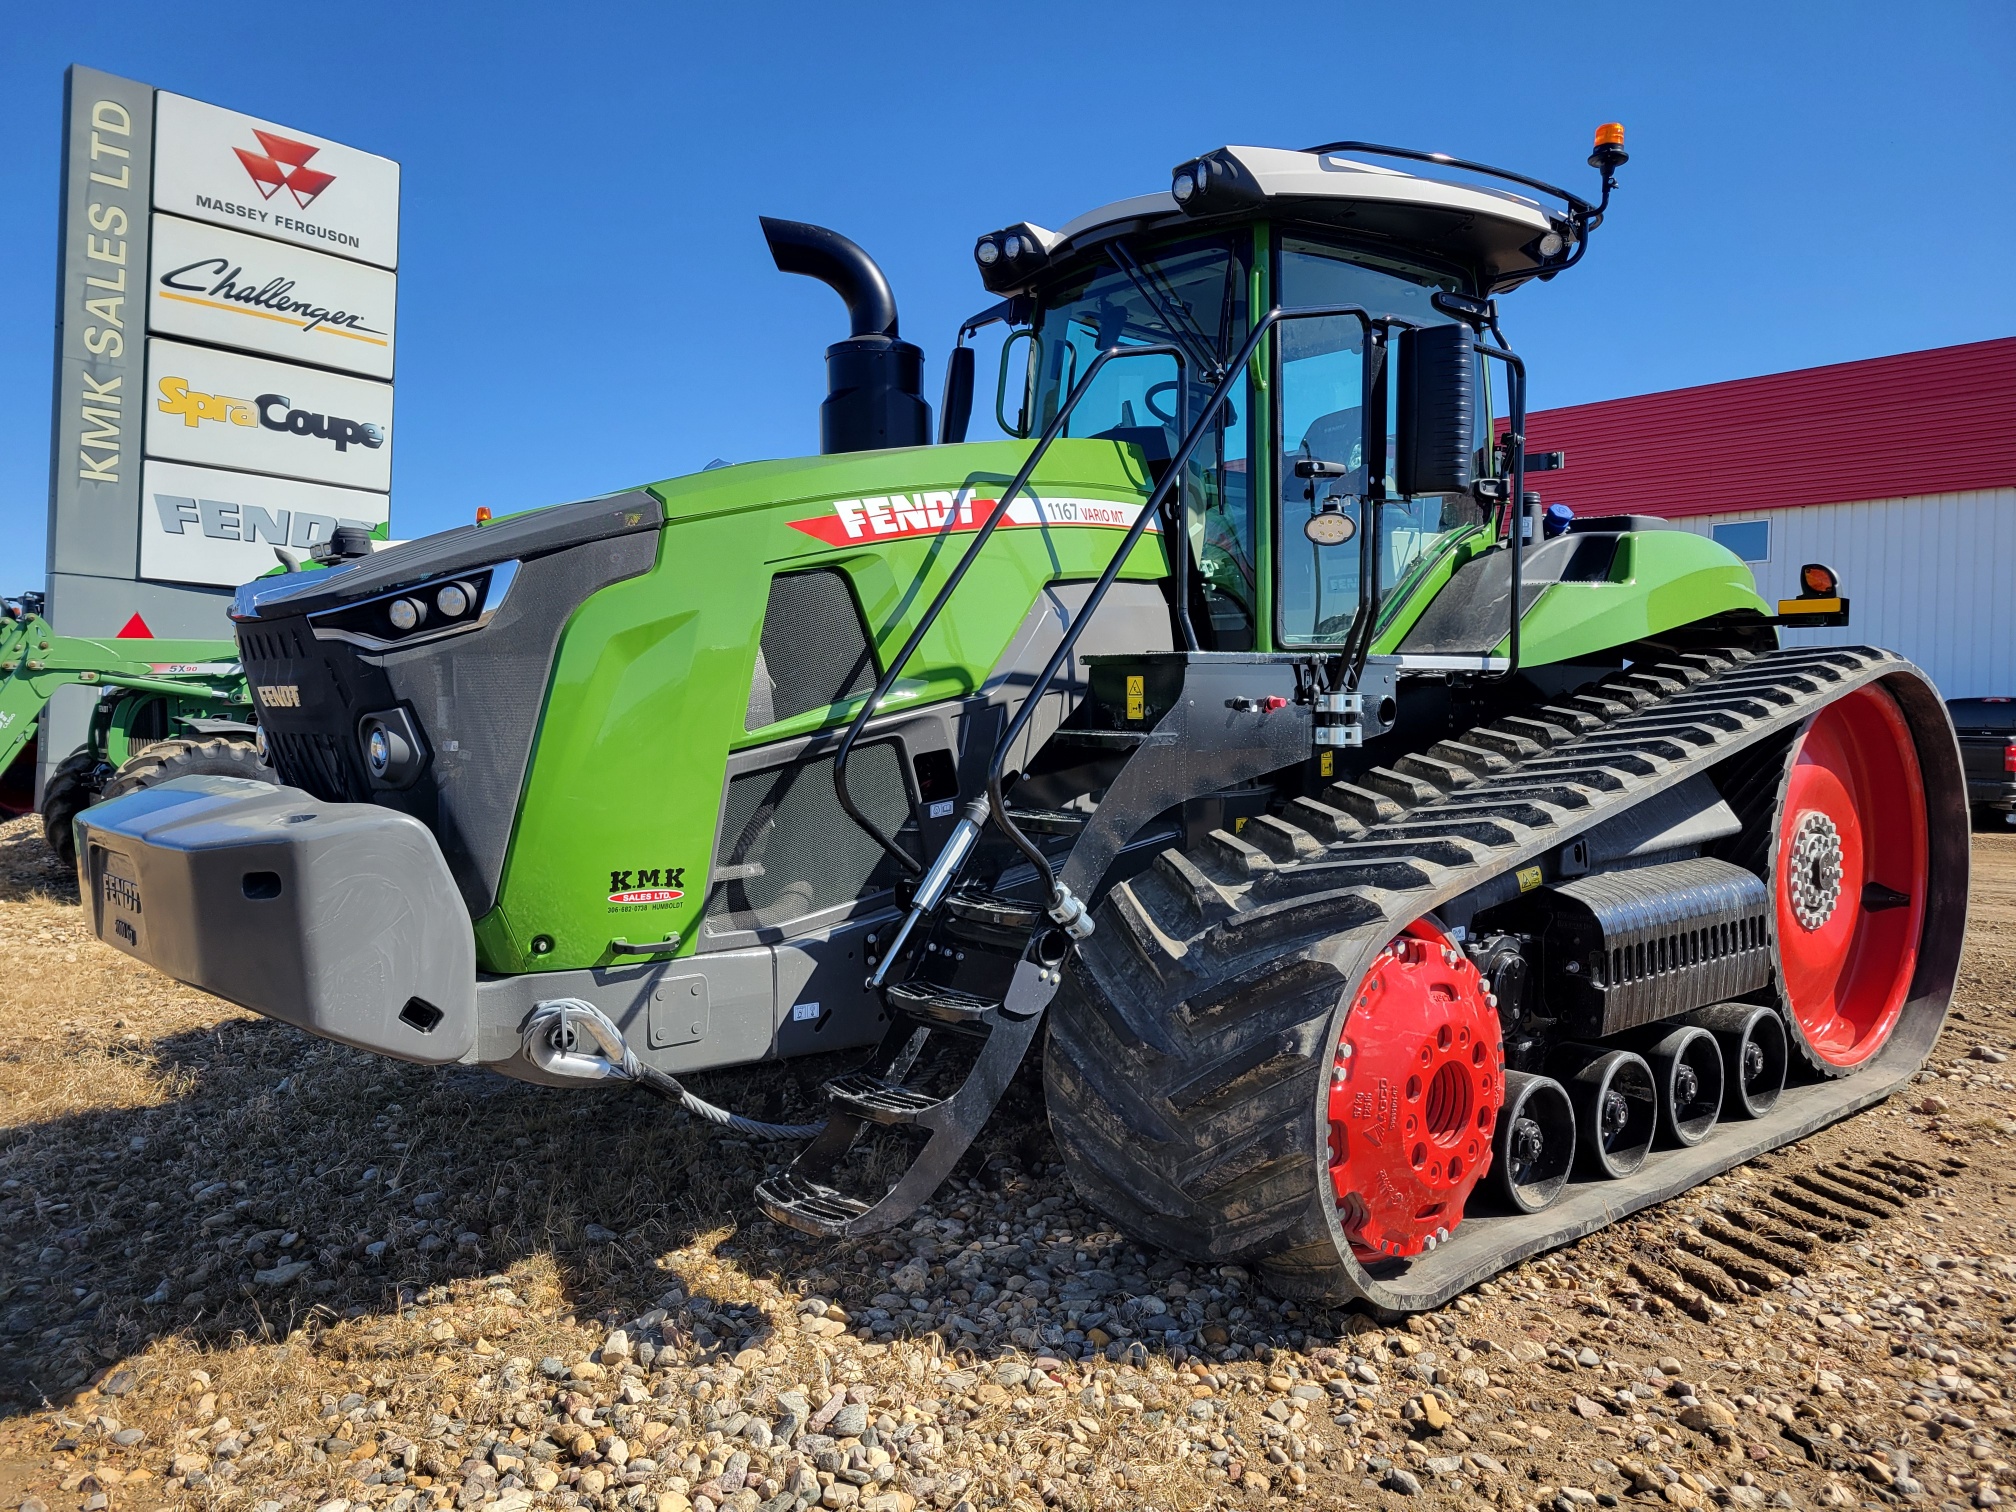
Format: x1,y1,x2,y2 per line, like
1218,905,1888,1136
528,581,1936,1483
1143,381,1182,426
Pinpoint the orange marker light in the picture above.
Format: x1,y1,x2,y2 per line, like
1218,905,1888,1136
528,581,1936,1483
1802,563,1837,595
1594,122,1626,149
476,506,492,524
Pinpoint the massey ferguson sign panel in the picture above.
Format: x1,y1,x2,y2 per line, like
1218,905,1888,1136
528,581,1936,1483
151,91,400,269
144,338,394,492
148,214,397,379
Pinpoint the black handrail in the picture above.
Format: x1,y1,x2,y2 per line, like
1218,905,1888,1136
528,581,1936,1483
830,342,1189,876
1475,340,1527,680
983,303,1381,896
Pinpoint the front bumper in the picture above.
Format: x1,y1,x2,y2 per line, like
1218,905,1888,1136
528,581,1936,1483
75,776,477,1064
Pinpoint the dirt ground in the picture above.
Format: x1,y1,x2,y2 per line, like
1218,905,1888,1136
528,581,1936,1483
1,813,2012,1512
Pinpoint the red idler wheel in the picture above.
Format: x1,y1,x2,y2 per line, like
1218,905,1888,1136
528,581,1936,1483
1773,685,1929,1075
1327,919,1504,1260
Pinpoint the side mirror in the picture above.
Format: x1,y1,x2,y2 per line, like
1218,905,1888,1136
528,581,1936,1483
995,330,1036,439
939,345,975,444
1393,323,1477,497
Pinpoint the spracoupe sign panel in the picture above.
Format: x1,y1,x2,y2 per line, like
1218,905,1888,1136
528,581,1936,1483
152,92,400,270
148,214,397,379
140,460,388,587
145,338,394,492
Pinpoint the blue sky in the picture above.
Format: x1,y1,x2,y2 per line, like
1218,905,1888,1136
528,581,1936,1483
2,0,2011,575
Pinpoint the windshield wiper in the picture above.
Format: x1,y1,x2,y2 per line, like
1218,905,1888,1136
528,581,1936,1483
1105,240,1224,379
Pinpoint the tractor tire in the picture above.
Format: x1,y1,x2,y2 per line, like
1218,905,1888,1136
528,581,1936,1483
98,737,275,810
40,747,111,871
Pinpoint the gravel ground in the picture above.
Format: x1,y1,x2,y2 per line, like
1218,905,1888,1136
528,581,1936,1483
2,813,2014,1512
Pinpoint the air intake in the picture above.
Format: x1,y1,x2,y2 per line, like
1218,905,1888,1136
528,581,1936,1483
761,217,930,455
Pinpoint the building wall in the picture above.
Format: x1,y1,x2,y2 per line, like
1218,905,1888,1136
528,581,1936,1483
1657,487,2016,699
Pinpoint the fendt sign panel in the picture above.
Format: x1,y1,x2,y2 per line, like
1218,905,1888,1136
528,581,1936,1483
148,215,397,380
140,460,389,588
151,92,400,270
145,339,394,492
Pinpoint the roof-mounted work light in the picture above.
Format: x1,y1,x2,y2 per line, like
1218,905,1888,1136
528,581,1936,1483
974,222,1059,294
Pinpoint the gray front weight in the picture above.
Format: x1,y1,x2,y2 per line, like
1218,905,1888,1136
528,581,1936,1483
75,775,476,1064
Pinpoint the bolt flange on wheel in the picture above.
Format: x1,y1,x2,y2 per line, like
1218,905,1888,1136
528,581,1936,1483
1552,1046,1657,1179
1327,919,1504,1259
1683,1002,1789,1118
1492,1071,1576,1213
1772,686,1929,1075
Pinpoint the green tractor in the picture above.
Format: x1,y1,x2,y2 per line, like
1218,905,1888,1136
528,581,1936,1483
1,591,270,867
74,127,1967,1314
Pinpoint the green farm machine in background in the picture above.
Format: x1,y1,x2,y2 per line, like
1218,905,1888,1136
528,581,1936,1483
73,126,1968,1314
0,592,270,866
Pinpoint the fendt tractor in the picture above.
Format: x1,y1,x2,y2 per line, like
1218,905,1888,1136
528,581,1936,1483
75,127,1968,1314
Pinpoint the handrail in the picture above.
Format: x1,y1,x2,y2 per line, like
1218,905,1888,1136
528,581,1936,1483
1475,339,1527,680
983,303,1380,898
830,341,1189,876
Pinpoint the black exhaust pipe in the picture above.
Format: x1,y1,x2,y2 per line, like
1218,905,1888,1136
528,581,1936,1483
760,217,930,455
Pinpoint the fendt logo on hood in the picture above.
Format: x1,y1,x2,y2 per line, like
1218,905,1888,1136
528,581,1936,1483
234,130,336,209
789,491,1156,548
156,378,384,452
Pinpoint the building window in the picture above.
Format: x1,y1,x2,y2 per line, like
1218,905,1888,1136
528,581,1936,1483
1712,520,1771,563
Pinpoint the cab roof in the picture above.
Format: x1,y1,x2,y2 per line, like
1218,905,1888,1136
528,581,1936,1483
987,144,1574,296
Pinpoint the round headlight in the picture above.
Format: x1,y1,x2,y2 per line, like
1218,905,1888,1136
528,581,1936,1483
1004,235,1022,258
387,597,423,632
1304,509,1358,547
976,240,1000,266
436,582,472,618
366,727,392,776
1173,171,1196,202
254,726,270,765
1538,231,1565,257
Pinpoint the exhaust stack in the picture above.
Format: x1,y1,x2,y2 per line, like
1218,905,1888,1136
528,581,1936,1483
761,217,930,455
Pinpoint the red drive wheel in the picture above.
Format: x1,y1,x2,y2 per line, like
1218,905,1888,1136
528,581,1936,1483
1328,919,1504,1259
1773,685,1929,1074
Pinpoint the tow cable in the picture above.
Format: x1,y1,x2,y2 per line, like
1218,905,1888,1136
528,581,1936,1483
525,999,826,1140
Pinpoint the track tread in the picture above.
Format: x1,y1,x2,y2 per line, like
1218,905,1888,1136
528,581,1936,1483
1044,644,1948,1309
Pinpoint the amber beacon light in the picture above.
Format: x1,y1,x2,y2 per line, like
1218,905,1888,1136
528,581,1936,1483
1590,122,1629,172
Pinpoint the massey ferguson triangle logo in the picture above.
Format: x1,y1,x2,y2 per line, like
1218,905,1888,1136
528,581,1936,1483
234,131,336,209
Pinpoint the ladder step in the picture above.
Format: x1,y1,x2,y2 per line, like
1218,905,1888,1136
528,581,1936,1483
754,1172,871,1236
941,889,1044,949
825,1072,945,1126
884,980,999,1028
1004,805,1091,836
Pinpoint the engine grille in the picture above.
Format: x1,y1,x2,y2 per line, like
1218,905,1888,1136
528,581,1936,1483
704,741,913,938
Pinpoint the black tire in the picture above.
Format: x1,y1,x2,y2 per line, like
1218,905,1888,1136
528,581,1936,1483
1044,813,1433,1304
99,736,274,807
40,747,110,870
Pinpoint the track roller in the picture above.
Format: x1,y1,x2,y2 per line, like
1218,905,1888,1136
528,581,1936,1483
1682,1002,1789,1118
1491,1070,1576,1212
1552,1046,1657,1179
1629,1024,1725,1145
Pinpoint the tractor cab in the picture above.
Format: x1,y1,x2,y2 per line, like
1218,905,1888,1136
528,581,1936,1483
954,139,1615,665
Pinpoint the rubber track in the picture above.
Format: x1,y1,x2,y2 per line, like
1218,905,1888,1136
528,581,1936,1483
1045,644,1967,1314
